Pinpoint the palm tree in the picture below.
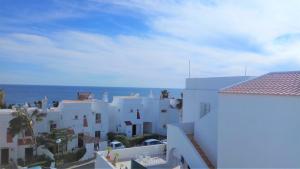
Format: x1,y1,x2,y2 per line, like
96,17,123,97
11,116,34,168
161,89,169,99
9,108,44,159
0,89,5,109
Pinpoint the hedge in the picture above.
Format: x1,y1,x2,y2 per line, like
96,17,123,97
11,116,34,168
107,132,166,147
54,147,86,164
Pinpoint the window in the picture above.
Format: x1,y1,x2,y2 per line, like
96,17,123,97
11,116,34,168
95,131,101,139
163,124,167,129
50,123,57,131
83,115,88,127
136,110,140,119
115,143,122,148
200,103,211,118
25,129,31,137
161,109,167,113
95,113,101,123
7,128,13,143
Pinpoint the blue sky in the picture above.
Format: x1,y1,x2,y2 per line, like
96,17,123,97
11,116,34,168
1,0,300,88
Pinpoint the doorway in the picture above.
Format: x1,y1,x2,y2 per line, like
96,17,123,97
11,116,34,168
78,133,84,148
143,122,152,134
1,148,9,165
25,147,33,162
132,124,137,136
94,131,101,150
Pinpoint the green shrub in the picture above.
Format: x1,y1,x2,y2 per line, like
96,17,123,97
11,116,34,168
114,135,130,147
107,132,117,142
27,161,50,168
54,147,86,164
18,155,52,167
107,132,126,141
107,132,166,147
76,147,86,160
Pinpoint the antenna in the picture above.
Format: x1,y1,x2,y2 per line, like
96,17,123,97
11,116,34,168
189,59,191,78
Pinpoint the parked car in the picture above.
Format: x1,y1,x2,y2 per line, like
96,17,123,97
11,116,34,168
142,139,163,146
161,139,167,144
109,141,125,149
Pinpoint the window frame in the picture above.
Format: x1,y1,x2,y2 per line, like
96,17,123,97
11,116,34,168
95,113,101,123
200,102,211,118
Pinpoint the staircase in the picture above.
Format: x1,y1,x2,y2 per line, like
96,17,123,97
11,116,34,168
187,134,215,169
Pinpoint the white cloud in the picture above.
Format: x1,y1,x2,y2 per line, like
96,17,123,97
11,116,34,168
1,0,300,87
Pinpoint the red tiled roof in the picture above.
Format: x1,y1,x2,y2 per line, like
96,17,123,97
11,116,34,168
220,71,300,96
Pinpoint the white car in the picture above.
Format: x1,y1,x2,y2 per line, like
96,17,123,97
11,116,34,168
142,139,163,146
161,139,167,144
109,141,125,149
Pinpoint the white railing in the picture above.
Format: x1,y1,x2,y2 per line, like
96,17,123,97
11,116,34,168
95,144,166,169
167,124,208,169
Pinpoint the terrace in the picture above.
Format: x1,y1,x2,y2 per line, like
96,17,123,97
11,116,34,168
95,144,180,169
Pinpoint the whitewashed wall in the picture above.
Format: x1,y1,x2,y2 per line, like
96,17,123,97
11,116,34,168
0,109,34,164
34,109,60,134
167,124,207,168
92,100,110,140
0,110,15,164
95,153,115,169
182,76,251,166
183,76,251,123
110,144,165,161
218,94,300,168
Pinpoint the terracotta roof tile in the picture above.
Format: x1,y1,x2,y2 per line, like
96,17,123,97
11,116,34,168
220,71,300,96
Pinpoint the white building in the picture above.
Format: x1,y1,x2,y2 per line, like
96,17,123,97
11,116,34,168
35,95,110,153
95,144,177,169
0,90,181,166
218,71,300,168
167,76,251,168
109,93,181,137
0,92,110,166
0,109,35,166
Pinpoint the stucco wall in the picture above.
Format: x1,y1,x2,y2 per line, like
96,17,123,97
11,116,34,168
95,154,115,169
194,111,217,166
167,124,207,168
183,76,251,123
218,94,300,168
182,77,251,166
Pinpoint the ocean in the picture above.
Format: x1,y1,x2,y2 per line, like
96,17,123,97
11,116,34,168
0,84,182,105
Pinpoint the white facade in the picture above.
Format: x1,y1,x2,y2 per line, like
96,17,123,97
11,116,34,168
0,109,34,166
167,123,207,169
0,97,109,166
109,94,181,137
95,144,167,169
181,76,251,166
35,99,110,152
218,94,300,168
0,91,181,166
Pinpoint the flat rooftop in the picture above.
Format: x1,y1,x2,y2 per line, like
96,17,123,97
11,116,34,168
61,100,93,104
0,109,15,114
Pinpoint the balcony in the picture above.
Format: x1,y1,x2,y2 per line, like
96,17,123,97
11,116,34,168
95,144,179,169
18,138,34,145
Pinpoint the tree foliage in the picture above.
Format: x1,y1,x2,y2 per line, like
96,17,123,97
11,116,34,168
9,108,44,157
160,89,169,99
0,90,5,109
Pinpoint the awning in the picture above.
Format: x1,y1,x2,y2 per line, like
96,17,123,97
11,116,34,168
124,121,132,126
